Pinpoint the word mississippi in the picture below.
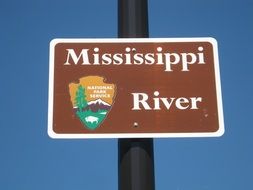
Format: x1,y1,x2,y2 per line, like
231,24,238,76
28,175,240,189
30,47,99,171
64,46,206,72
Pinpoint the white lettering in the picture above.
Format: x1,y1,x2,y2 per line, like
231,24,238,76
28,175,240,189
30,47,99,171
133,53,144,65
64,46,206,72
101,54,112,65
64,49,90,65
131,93,152,110
181,53,197,71
145,53,155,65
190,97,202,109
175,97,190,109
113,53,123,65
198,46,205,64
132,91,202,110
93,47,100,65
164,53,180,71
160,97,175,109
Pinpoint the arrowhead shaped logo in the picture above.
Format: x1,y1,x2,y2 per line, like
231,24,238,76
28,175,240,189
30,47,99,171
68,76,116,130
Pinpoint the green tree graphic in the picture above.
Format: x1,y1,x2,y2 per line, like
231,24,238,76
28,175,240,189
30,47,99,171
75,85,87,112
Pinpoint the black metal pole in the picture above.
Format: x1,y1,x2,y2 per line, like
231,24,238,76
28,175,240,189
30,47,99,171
118,1,155,190
118,0,149,38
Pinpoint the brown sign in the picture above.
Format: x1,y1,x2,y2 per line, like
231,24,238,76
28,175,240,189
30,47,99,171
48,38,224,138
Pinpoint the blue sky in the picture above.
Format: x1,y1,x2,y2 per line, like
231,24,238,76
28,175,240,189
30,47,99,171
0,0,253,189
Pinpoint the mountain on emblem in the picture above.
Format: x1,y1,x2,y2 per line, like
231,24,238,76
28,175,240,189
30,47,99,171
68,76,116,130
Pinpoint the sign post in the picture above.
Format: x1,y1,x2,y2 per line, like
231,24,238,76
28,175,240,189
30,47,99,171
117,1,155,190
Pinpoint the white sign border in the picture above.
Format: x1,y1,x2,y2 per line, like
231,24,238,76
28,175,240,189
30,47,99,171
48,37,225,139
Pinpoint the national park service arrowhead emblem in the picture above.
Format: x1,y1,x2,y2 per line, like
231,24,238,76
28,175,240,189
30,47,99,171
69,76,116,130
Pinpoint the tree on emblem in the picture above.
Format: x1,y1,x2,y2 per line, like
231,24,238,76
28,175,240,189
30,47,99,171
75,85,88,124
75,85,87,112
